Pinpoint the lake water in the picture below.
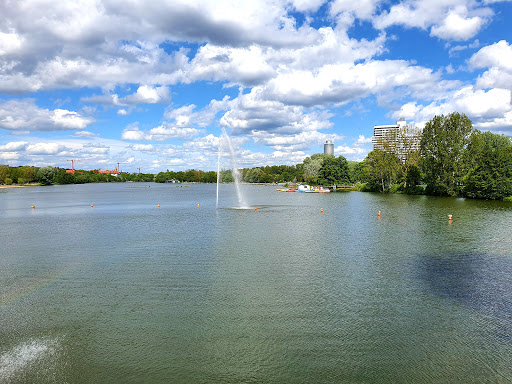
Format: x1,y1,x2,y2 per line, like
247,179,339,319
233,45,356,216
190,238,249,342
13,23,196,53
1,183,512,383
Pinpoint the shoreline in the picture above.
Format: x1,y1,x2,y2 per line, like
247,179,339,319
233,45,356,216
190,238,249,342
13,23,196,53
0,184,38,189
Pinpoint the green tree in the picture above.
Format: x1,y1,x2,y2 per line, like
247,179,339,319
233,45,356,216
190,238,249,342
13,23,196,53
364,150,401,192
317,155,351,186
420,112,472,196
36,166,56,185
463,130,512,199
0,165,9,184
55,169,76,184
303,153,329,184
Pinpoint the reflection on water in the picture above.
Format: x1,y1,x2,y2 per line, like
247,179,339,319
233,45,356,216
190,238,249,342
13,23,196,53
1,183,512,383
417,252,512,337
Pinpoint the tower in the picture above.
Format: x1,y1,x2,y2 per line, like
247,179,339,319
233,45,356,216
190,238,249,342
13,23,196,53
324,140,334,156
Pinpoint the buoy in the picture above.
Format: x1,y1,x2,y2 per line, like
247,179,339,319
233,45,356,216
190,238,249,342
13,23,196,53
31,205,35,209
157,204,160,208
255,207,257,211
321,208,323,213
448,214,453,221
378,211,381,217
197,204,200,208
91,204,94,208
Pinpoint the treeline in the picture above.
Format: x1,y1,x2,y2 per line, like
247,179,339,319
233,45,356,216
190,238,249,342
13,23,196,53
0,165,155,185
355,112,512,200
3,113,511,199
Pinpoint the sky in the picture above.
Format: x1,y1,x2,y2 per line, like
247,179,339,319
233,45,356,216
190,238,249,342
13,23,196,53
1,0,512,173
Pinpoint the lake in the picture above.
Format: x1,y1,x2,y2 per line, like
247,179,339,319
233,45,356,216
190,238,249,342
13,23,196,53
1,183,512,383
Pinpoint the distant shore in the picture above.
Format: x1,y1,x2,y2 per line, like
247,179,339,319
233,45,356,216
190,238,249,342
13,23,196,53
0,183,38,189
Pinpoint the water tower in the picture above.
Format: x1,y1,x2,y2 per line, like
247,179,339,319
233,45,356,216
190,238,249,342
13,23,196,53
324,140,334,156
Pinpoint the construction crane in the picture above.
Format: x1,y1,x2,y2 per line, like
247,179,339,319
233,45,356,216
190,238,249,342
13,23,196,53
116,162,126,174
67,159,80,174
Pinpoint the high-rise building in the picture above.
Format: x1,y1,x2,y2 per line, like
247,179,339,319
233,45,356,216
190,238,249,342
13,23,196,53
324,140,334,156
372,119,420,162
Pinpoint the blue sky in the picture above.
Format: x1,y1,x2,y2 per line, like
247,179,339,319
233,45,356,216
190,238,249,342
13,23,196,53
1,0,512,172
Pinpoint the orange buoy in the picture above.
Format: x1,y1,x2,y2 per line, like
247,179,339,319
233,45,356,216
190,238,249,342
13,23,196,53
197,204,200,208
321,208,323,213
31,205,35,209
255,207,257,211
91,204,94,208
448,214,453,221
157,204,160,208
378,211,381,217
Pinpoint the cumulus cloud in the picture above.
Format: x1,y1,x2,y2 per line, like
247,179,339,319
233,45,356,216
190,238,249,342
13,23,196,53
73,131,99,138
373,1,492,41
220,88,334,135
0,141,28,151
469,40,512,89
0,99,94,131
25,142,66,155
131,144,154,151
392,86,512,130
264,60,436,107
83,85,170,106
122,123,202,141
252,130,342,152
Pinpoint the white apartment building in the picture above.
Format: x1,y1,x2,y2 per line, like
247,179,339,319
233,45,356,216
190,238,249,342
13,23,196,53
372,119,420,162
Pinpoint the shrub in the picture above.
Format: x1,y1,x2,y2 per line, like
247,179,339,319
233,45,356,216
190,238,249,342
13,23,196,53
4,177,13,185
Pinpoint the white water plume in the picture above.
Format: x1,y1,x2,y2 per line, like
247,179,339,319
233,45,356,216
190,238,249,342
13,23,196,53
217,128,248,208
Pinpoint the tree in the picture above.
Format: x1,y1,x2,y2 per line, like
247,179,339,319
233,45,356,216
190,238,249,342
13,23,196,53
0,165,9,184
463,130,512,199
55,169,76,184
364,150,401,192
420,112,472,196
303,153,329,184
317,155,351,186
36,166,56,185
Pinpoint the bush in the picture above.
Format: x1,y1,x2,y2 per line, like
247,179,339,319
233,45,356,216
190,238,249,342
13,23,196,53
404,185,426,195
18,177,25,185
4,177,13,185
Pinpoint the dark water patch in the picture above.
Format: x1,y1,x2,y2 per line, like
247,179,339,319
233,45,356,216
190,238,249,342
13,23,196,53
416,252,512,338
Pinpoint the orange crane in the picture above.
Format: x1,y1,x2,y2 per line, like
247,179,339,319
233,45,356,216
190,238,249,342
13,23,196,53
67,159,80,174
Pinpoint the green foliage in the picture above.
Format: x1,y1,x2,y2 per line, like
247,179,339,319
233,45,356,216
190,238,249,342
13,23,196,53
4,177,13,185
303,153,329,184
36,166,56,185
363,150,401,193
200,171,217,183
420,112,472,196
317,155,351,186
55,169,76,184
0,165,9,183
463,131,512,199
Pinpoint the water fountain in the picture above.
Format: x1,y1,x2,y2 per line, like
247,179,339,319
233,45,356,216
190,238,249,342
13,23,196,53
216,128,248,209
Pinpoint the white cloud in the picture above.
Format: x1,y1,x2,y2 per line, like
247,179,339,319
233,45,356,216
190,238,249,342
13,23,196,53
73,131,99,138
26,142,65,155
374,1,492,41
131,144,154,151
264,60,436,107
220,87,334,135
0,31,24,55
354,135,372,146
123,85,171,104
0,99,94,131
252,130,342,152
0,141,28,151
392,86,512,130
430,11,486,41
0,152,20,160
121,124,202,141
469,40,512,89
